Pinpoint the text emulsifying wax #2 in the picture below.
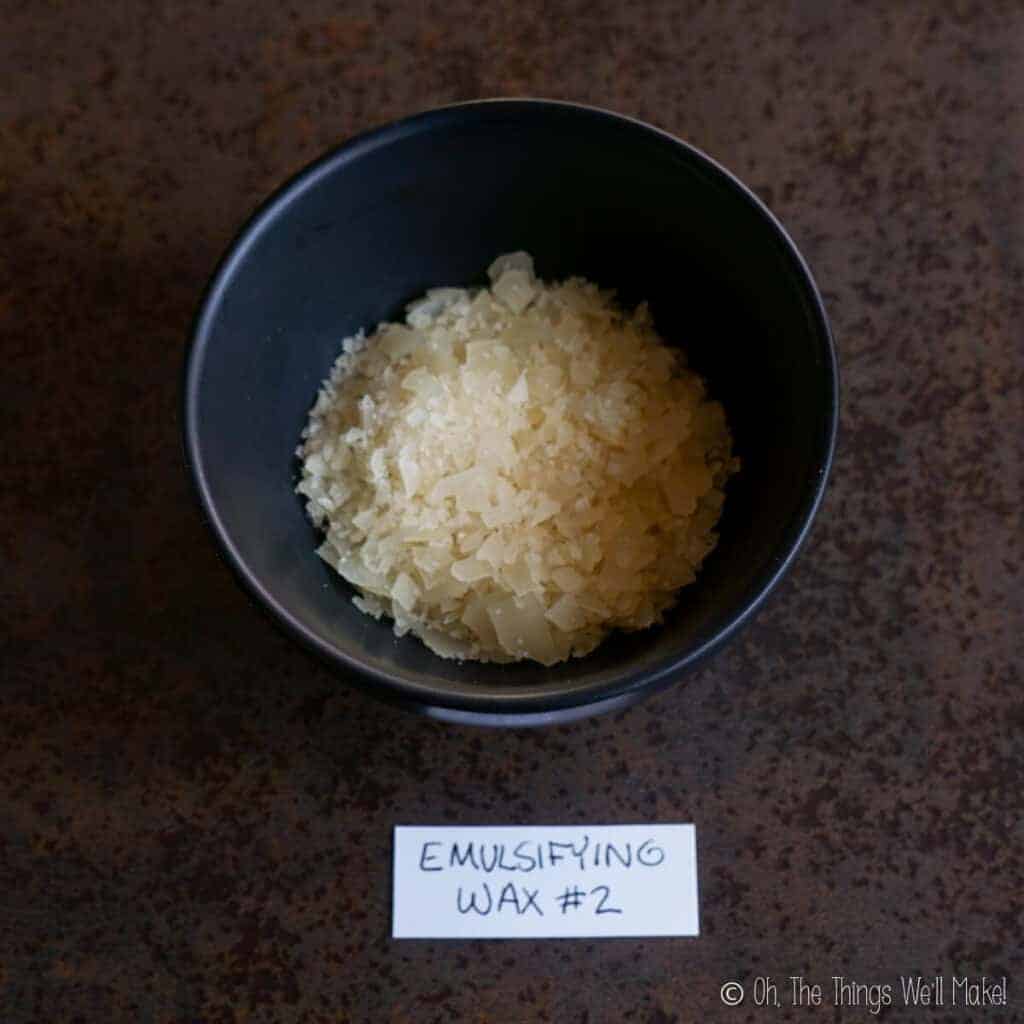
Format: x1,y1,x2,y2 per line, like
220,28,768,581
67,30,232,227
392,824,699,939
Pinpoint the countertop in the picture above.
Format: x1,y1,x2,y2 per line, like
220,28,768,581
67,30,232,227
2,1,1021,1020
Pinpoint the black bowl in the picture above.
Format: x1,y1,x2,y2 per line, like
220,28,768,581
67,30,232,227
184,100,837,727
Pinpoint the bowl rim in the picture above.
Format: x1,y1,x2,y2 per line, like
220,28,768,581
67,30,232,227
183,97,839,717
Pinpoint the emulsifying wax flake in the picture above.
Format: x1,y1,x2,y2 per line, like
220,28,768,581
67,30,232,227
297,253,737,666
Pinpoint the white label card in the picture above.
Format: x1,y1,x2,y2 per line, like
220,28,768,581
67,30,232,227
392,824,699,939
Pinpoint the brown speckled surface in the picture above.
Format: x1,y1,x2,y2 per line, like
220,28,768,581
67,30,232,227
2,1,1023,1021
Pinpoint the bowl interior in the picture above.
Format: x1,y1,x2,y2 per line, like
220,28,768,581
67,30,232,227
187,102,835,712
